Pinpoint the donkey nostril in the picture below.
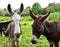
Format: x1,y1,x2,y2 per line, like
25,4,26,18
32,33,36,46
31,40,37,44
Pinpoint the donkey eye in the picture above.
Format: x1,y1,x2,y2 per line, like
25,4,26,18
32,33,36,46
39,28,41,31
39,29,41,30
17,12,20,15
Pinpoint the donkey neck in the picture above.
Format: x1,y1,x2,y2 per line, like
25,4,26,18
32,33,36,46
43,21,56,38
43,21,49,36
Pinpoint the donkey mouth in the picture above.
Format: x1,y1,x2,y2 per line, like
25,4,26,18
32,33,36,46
31,40,37,44
15,33,22,38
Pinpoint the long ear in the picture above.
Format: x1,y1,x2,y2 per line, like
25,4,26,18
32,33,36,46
29,10,37,20
29,10,41,26
18,3,24,14
40,10,50,22
7,4,14,15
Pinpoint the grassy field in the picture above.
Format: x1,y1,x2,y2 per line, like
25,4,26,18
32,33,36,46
0,12,60,47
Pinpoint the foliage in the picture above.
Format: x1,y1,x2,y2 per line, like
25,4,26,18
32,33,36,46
0,9,5,16
22,6,31,16
32,2,41,15
23,6,31,14
0,2,60,16
0,9,10,16
48,3,55,7
55,3,60,11
40,8,47,15
46,3,60,12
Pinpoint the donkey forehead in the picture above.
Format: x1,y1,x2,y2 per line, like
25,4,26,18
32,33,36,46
12,13,21,19
32,22,41,26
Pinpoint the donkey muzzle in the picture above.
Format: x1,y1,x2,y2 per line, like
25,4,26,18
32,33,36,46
31,40,37,44
15,33,22,38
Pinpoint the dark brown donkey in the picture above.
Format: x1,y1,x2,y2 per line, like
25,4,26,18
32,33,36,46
29,10,60,47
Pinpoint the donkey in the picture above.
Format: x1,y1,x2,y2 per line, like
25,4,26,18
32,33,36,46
0,21,11,36
29,10,60,47
6,3,24,47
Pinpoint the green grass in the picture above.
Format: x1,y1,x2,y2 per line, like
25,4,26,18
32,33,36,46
0,12,60,47
47,12,60,22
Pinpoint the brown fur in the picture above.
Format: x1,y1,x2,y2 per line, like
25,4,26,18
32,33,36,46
29,10,60,47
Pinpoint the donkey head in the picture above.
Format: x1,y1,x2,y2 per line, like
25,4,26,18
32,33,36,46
29,10,50,44
7,3,24,23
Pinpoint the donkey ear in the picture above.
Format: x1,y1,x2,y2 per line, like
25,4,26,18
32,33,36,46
7,4,14,15
29,10,41,26
18,3,24,14
40,10,50,22
29,10,37,20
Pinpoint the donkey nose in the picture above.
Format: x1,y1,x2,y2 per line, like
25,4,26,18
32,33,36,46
31,40,37,44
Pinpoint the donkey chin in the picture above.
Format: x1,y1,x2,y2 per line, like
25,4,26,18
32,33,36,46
31,35,38,44
31,40,37,44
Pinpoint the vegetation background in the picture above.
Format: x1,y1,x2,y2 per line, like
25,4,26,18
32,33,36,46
0,2,60,47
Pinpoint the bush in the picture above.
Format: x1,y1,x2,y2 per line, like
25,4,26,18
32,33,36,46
32,2,41,15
